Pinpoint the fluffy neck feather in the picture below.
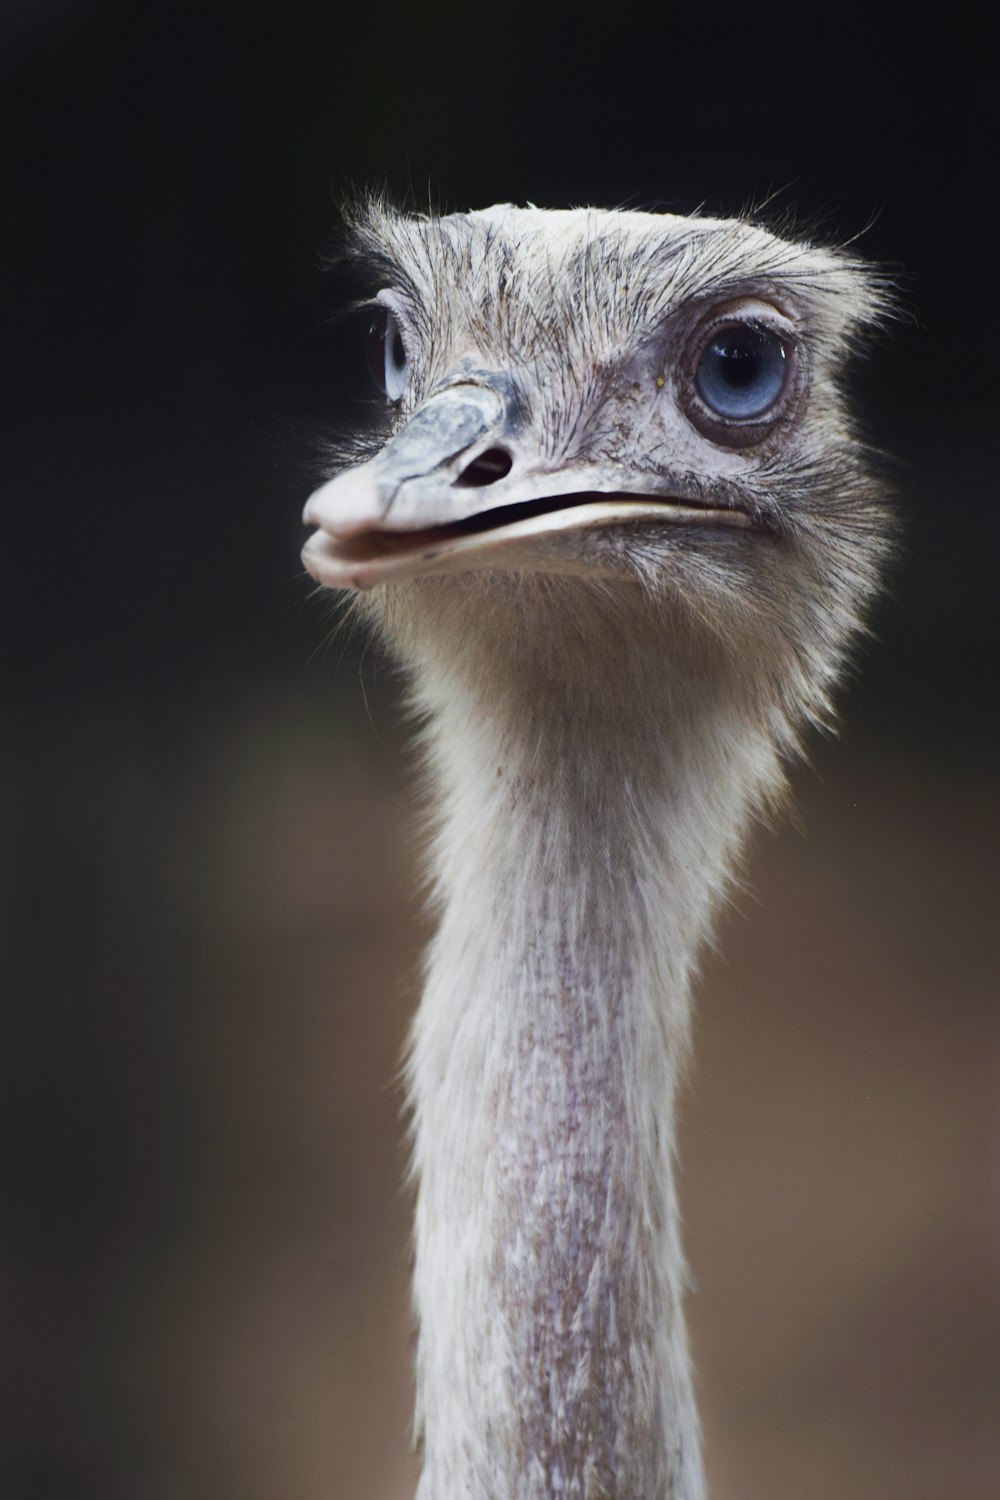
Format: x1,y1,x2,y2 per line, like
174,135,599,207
394,579,788,1500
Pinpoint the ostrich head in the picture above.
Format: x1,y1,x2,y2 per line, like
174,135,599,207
304,201,889,754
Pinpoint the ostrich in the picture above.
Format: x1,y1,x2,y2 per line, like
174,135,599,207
302,202,890,1500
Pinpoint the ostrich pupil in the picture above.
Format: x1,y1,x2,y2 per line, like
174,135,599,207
697,324,786,418
367,309,408,399
391,327,405,371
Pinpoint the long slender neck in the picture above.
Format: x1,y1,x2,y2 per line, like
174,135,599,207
399,588,781,1500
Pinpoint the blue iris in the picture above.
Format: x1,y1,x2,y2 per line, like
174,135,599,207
696,325,787,420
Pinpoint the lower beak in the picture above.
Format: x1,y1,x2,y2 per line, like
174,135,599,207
302,381,753,591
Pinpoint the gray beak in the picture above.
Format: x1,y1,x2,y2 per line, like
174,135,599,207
304,379,517,539
302,376,754,590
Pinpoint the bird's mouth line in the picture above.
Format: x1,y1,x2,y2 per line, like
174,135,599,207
310,491,756,569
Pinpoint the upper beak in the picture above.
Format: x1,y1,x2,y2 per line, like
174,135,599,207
305,379,514,540
302,377,753,590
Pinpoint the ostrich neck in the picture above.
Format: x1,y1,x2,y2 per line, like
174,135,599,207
406,626,768,1500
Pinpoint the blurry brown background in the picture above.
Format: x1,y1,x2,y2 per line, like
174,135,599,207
3,5,996,1498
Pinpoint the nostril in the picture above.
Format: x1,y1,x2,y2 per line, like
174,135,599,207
455,447,513,488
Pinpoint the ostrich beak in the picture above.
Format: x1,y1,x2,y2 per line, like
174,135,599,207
302,379,752,590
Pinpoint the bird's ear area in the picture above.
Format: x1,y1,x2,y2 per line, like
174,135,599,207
766,249,899,372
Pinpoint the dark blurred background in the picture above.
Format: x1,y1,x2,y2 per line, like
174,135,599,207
2,4,996,1498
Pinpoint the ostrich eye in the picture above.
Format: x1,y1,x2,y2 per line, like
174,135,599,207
695,324,788,420
367,308,409,401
